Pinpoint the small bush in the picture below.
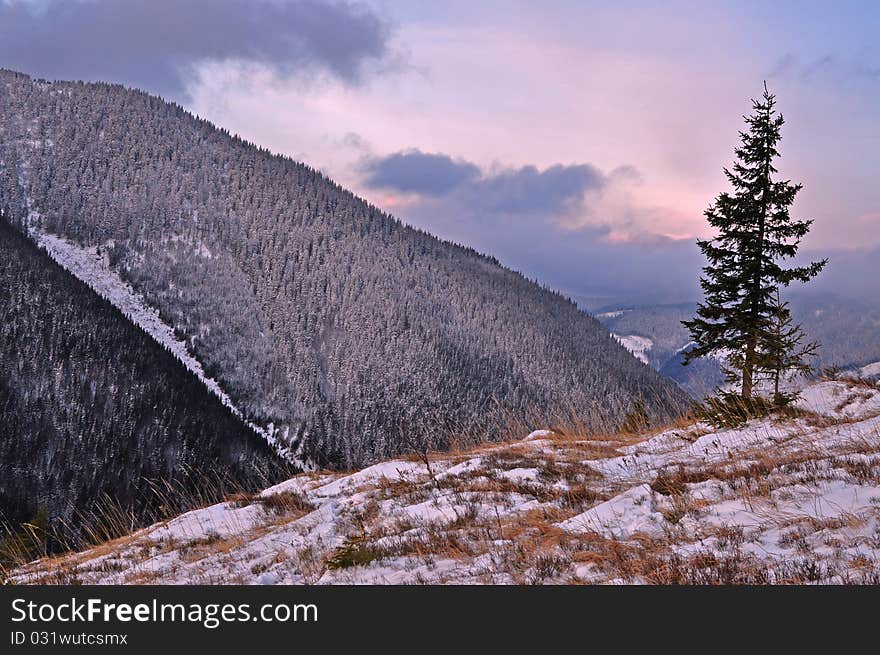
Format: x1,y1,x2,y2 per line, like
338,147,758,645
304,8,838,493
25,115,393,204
697,392,775,428
650,466,710,496
621,399,650,434
325,539,383,570
650,473,688,497
259,491,314,516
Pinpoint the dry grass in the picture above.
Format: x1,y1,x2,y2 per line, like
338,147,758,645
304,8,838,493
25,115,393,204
227,490,315,517
9,380,880,586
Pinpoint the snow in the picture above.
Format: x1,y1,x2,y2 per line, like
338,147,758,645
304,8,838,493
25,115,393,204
311,461,426,498
524,429,553,441
437,457,485,479
597,310,625,319
859,362,880,379
11,378,880,586
31,230,312,470
499,467,541,484
612,333,654,364
795,380,880,418
397,498,466,524
150,502,267,542
839,362,880,383
558,484,664,539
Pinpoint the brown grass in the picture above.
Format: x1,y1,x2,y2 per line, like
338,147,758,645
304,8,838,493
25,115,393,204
10,380,880,586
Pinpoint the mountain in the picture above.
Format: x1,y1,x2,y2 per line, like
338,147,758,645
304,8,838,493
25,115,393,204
598,293,880,397
0,216,284,535
0,69,689,469
11,377,880,585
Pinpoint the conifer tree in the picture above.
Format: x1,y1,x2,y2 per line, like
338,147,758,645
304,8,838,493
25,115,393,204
683,83,826,398
761,288,818,405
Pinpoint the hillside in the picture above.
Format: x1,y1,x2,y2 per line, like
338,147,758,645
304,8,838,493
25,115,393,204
0,69,689,468
11,378,879,585
0,216,284,536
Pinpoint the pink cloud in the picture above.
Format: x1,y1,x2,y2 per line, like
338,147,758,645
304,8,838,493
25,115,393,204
186,14,878,252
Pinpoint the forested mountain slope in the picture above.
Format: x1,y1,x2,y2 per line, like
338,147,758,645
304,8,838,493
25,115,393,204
0,217,284,530
0,69,689,468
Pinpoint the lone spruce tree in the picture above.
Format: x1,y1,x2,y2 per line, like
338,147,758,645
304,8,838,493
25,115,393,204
682,83,826,400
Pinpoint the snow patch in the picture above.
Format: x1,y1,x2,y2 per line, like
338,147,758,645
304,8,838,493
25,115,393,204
612,334,653,364
795,380,880,418
12,378,880,585
558,484,664,539
859,362,880,379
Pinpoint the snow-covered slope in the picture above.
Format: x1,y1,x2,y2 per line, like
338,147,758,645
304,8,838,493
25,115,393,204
12,379,880,585
33,230,311,470
612,333,653,365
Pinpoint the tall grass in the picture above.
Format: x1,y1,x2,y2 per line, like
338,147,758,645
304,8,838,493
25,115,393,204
2,384,698,582
0,461,295,581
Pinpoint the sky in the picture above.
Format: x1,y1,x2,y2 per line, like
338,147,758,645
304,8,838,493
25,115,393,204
1,0,877,307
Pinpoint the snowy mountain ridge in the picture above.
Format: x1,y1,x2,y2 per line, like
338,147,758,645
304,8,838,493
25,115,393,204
0,217,284,530
597,302,880,399
12,378,880,585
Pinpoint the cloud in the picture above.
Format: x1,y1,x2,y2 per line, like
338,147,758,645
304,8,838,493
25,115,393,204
768,51,880,86
0,0,392,97
362,149,479,196
468,164,605,216
362,149,605,219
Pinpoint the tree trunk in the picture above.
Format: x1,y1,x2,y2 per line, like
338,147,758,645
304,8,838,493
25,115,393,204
742,342,754,397
772,288,782,405
743,126,772,398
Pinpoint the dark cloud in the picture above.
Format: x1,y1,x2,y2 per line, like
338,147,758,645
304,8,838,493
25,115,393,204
0,0,391,97
801,55,835,81
363,149,604,216
362,149,480,196
768,51,880,85
362,148,880,308
467,164,604,216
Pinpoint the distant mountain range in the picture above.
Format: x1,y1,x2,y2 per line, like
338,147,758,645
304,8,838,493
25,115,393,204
597,293,880,397
0,69,689,481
